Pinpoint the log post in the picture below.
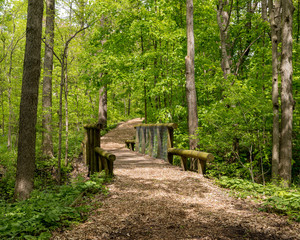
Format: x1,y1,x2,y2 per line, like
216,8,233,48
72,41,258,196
167,127,174,164
197,159,206,175
141,127,146,154
157,126,162,159
181,156,188,171
149,127,153,157
135,126,140,152
84,124,101,176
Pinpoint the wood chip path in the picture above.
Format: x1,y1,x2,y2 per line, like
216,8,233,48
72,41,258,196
52,119,300,240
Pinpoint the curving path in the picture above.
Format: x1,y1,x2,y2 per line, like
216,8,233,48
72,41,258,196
52,119,300,240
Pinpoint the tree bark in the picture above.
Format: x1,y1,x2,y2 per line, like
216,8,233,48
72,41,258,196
185,0,198,152
98,85,107,128
216,0,232,79
14,0,43,200
42,0,55,158
279,0,294,186
262,0,268,21
269,0,281,181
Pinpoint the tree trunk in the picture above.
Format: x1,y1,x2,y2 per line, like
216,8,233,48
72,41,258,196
14,0,43,200
42,0,55,158
216,0,231,79
262,0,268,21
57,54,65,185
98,85,107,128
7,43,13,151
64,59,69,166
269,0,281,181
279,0,294,186
185,0,198,153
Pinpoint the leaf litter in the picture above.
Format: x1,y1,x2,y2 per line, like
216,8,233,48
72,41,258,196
52,119,300,240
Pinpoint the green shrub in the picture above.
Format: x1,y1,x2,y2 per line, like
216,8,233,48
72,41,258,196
0,172,109,239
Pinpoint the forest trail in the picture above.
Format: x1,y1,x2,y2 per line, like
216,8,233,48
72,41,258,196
52,119,300,240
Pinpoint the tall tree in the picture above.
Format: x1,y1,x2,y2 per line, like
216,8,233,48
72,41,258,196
216,0,232,78
279,0,294,186
42,0,55,158
185,0,198,152
269,0,281,181
14,0,44,200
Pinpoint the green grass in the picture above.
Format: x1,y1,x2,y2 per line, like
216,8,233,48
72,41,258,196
216,176,300,222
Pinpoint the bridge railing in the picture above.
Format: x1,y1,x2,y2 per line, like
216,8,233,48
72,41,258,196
168,148,214,175
83,124,116,176
134,123,177,164
125,123,214,175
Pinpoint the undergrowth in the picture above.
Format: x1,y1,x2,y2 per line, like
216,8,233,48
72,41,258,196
0,172,110,240
216,176,300,222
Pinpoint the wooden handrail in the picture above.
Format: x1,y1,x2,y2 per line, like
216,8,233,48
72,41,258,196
95,147,116,176
168,148,214,175
134,123,178,129
168,148,214,161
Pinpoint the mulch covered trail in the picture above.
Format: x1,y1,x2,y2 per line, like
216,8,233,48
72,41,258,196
52,119,300,240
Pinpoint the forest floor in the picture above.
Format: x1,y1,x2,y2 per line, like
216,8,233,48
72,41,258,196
52,119,300,240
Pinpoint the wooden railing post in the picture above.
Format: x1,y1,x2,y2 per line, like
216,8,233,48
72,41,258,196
135,126,140,153
157,126,162,159
84,124,101,175
167,127,174,164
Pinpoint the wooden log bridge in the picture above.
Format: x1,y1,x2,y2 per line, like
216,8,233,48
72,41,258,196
168,148,214,175
125,123,214,175
84,124,116,176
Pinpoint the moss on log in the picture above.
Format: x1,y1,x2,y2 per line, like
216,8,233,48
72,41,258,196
94,147,116,161
168,148,214,161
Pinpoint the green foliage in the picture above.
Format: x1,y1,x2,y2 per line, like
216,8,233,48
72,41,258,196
0,172,108,239
217,177,300,222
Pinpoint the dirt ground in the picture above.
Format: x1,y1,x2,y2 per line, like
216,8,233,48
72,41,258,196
52,119,300,240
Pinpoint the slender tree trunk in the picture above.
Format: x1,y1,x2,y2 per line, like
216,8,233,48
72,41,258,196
186,0,198,154
7,45,13,151
14,0,43,200
98,85,107,128
269,0,281,181
141,32,147,123
42,0,55,158
262,0,268,21
64,59,69,166
279,0,294,186
57,54,65,185
217,0,231,79
297,0,299,43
